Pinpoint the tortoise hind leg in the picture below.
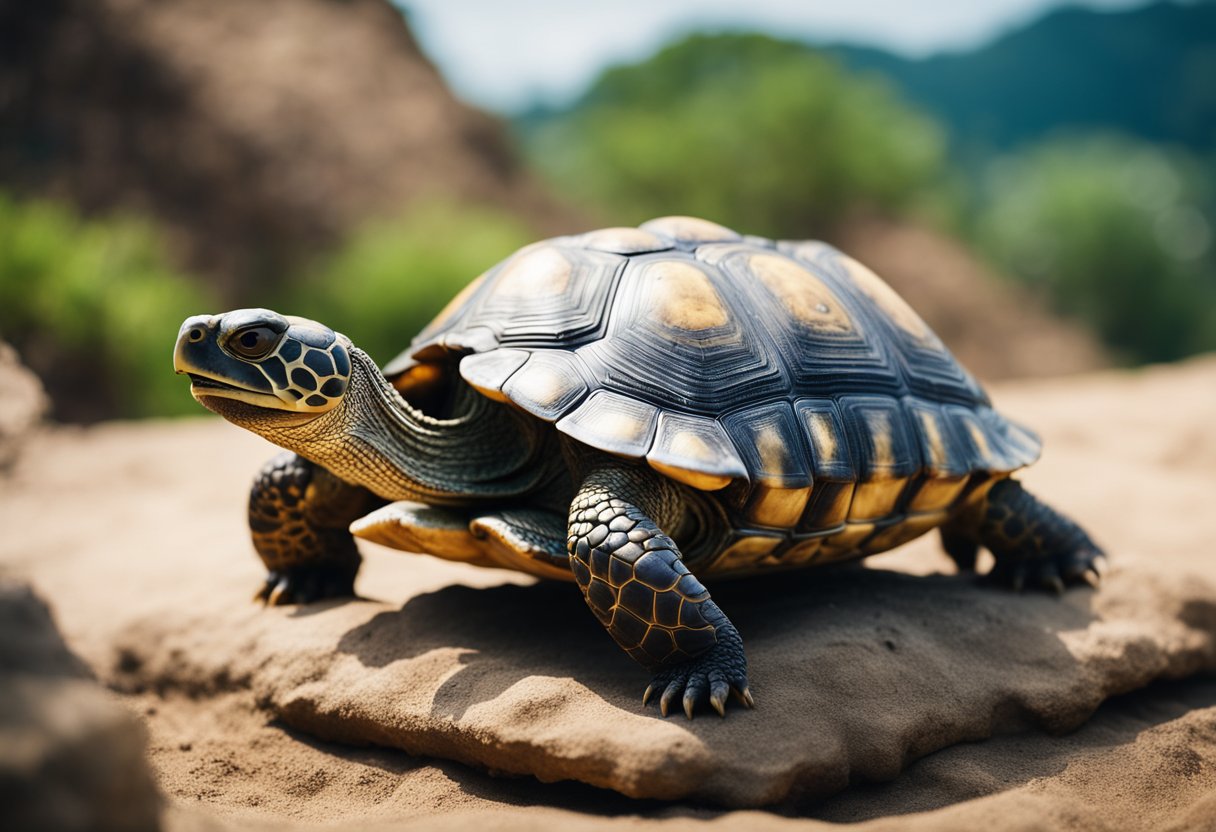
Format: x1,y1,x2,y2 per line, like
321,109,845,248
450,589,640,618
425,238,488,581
944,478,1104,592
567,462,752,718
249,453,379,605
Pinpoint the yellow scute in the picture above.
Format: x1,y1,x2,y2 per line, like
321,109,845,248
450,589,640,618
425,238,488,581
749,253,853,334
643,261,730,331
493,247,572,297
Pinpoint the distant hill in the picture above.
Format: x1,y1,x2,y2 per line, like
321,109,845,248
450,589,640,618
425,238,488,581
0,0,568,293
822,1,1216,155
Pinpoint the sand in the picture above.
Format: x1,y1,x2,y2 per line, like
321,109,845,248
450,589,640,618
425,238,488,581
2,356,1215,830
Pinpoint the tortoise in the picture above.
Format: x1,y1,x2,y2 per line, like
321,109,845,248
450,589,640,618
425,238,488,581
173,215,1103,718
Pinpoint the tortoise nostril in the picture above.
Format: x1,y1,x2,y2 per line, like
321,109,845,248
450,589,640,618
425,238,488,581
188,327,206,343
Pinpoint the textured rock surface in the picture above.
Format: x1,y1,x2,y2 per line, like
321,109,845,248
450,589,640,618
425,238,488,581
109,562,1216,806
0,581,161,832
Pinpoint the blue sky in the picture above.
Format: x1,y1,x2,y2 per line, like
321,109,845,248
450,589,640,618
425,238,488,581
395,0,1152,113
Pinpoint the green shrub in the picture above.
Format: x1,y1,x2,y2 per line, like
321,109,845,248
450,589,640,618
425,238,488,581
973,136,1216,363
520,33,949,237
0,195,216,418
289,202,534,365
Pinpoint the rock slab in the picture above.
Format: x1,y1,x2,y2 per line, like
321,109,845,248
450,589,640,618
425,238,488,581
114,559,1216,807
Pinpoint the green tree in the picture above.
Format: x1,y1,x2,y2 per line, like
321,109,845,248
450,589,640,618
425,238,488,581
0,195,216,419
520,33,948,237
974,136,1216,363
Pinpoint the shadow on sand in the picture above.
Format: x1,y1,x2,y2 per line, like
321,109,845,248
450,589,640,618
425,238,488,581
330,561,1109,798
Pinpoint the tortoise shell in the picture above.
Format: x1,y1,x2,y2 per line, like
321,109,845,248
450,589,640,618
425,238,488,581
384,216,1040,570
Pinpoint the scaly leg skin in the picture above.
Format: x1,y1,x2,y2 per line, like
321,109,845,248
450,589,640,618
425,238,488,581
944,477,1105,593
249,452,379,605
567,463,752,719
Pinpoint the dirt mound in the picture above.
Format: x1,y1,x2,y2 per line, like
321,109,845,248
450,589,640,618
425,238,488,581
0,0,566,291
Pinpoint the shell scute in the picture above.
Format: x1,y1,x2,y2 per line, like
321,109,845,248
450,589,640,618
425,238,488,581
904,398,972,478
722,401,813,529
556,389,659,458
501,351,589,422
837,395,921,479
724,246,904,399
639,215,741,246
721,401,811,489
837,395,921,522
778,240,986,406
458,349,529,402
579,226,674,255
646,411,747,492
792,398,856,482
576,252,788,413
943,404,1040,474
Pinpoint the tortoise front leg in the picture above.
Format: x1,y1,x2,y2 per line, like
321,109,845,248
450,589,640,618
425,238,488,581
567,463,752,718
249,452,379,605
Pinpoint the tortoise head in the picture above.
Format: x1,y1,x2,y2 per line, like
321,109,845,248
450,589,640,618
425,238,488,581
173,309,353,425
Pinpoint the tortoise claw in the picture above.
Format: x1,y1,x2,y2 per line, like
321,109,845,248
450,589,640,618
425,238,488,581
267,578,291,606
1078,553,1107,588
1082,559,1105,586
644,641,751,719
740,686,756,709
990,545,1105,596
709,678,730,717
254,581,273,604
252,566,356,607
659,678,684,718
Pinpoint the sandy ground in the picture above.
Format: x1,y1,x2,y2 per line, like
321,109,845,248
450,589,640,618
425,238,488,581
3,356,1216,830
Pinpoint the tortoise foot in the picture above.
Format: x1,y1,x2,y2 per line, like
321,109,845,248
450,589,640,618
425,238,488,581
254,564,357,606
989,546,1106,594
952,479,1106,595
642,633,753,720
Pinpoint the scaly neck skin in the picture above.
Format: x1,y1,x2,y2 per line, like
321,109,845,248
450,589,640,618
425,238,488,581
260,349,556,506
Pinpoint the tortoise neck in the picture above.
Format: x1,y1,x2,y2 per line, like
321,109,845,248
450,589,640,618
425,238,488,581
281,348,555,505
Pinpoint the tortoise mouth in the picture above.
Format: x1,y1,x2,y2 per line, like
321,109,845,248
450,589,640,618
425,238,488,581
186,371,289,411
187,373,249,393
193,391,317,427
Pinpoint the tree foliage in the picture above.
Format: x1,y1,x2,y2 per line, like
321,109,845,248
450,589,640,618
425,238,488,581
520,33,948,237
289,203,533,367
974,136,1216,363
0,195,216,419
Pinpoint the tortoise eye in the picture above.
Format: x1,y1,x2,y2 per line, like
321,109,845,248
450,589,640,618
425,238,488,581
228,326,280,359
